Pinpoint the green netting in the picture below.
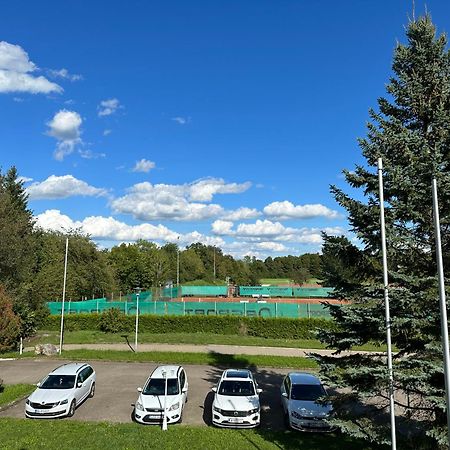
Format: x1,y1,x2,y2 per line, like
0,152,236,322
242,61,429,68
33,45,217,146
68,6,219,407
180,286,228,297
238,286,271,296
292,287,334,298
47,299,332,319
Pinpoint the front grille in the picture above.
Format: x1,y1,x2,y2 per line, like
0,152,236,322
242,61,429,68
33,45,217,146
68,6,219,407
221,410,251,417
30,402,57,409
145,408,163,412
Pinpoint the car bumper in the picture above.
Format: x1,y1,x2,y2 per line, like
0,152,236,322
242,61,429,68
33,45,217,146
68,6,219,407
134,408,182,425
289,417,335,432
25,406,69,418
212,412,260,428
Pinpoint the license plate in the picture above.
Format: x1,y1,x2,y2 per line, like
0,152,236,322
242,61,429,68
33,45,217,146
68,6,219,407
34,409,47,414
228,418,243,423
149,415,161,419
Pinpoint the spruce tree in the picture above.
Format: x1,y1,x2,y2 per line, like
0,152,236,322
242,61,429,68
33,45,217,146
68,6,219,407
317,15,450,448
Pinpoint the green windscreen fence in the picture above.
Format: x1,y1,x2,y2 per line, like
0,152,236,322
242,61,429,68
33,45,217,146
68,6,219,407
46,299,332,318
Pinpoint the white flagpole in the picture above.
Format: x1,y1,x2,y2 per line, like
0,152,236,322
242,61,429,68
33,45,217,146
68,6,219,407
431,177,450,447
378,158,397,449
59,238,69,355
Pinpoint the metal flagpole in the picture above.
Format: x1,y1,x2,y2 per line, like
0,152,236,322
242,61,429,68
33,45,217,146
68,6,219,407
431,176,450,447
134,288,141,352
59,238,69,355
377,158,397,449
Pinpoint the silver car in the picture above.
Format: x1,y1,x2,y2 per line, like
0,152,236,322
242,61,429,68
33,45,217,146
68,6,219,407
281,372,334,432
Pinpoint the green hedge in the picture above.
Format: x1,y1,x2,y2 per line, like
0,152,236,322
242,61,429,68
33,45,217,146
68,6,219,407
41,313,335,339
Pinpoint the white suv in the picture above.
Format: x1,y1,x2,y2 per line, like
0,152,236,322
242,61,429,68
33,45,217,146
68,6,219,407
134,365,188,425
212,369,261,428
25,362,96,418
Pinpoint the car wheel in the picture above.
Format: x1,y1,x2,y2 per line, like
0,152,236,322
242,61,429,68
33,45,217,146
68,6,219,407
89,382,95,398
67,400,76,418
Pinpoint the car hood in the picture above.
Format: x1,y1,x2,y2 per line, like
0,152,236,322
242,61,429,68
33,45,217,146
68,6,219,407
214,394,259,411
289,399,333,417
28,388,73,404
139,394,180,410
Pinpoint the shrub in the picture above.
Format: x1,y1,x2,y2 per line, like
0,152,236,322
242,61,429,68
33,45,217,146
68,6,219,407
0,286,21,352
41,312,335,339
99,308,133,333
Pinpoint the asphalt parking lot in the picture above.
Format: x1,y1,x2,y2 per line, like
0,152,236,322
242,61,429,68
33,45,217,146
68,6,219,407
0,359,291,429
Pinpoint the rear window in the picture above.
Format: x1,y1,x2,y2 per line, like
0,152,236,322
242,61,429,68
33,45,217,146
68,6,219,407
290,384,326,401
40,375,76,390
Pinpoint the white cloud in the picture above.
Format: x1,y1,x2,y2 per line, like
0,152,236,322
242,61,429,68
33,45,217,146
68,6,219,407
98,98,121,116
132,159,156,173
0,41,62,94
111,178,251,222
49,68,83,81
172,116,188,125
225,207,261,221
79,149,106,159
264,200,340,220
34,209,224,247
255,241,288,252
27,175,107,200
212,220,234,235
46,110,83,160
103,129,112,136
18,176,33,183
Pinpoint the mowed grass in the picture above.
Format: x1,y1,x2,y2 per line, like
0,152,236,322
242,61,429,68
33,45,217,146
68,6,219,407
1,349,318,369
0,418,386,450
0,384,34,408
30,330,387,352
259,278,293,285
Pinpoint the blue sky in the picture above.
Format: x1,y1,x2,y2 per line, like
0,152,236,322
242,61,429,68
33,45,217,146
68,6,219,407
1,1,449,258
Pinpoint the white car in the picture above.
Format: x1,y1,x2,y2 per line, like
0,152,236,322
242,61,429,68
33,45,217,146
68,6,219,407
134,365,188,425
211,369,261,428
281,372,334,432
25,362,95,419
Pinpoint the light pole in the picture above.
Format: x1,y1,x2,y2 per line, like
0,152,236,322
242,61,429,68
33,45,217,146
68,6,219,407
162,368,168,431
213,247,216,280
59,237,69,355
134,287,142,352
176,236,180,286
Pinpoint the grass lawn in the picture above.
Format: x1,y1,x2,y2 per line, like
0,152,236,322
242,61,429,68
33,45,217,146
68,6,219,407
259,278,293,285
0,384,34,409
0,349,318,369
29,330,386,352
0,418,386,450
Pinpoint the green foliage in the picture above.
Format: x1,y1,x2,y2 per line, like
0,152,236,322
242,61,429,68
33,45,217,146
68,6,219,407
317,15,450,447
42,313,334,339
99,308,133,333
0,287,21,352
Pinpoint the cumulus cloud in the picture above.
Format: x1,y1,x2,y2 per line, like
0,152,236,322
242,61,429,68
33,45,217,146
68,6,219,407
264,200,340,220
132,159,156,173
172,116,188,125
0,41,62,94
103,129,112,136
111,178,251,222
27,175,107,200
223,207,261,221
255,242,288,252
98,98,121,116
212,220,234,235
49,68,83,81
46,109,83,160
34,209,223,247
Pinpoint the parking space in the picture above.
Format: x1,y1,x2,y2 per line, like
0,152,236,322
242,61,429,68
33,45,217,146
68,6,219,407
0,359,290,429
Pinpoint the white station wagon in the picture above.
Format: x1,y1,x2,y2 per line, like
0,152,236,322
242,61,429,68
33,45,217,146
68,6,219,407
134,365,188,425
25,362,96,418
212,369,261,428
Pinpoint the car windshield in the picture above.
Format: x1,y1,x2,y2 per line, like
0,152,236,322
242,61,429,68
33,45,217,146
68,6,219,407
291,384,326,401
143,378,179,396
218,380,255,396
40,375,76,390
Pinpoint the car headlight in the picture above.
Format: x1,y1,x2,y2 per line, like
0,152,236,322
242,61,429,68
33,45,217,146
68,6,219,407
135,401,144,411
25,399,30,405
213,406,222,414
291,410,302,419
168,402,179,411
60,399,69,405
249,408,259,414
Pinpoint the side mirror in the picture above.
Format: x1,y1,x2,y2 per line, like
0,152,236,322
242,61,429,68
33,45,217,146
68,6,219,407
257,388,262,394
182,387,188,393
77,382,82,388
211,387,217,392
282,392,288,398
137,387,143,392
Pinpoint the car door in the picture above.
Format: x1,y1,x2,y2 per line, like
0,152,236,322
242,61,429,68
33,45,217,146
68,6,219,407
76,367,90,402
179,369,187,407
281,376,290,413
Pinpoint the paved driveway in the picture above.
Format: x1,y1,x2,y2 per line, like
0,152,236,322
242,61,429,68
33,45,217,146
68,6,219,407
0,359,291,429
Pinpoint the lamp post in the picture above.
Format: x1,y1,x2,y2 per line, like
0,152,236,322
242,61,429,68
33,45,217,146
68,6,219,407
176,236,180,286
59,238,69,355
134,287,142,352
213,247,216,280
162,368,168,431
